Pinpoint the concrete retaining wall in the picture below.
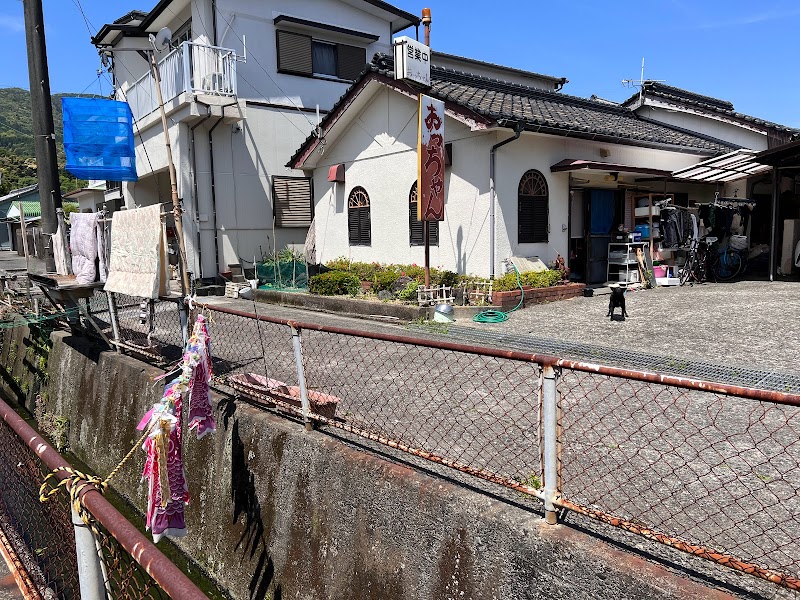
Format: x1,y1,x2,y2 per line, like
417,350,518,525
2,328,734,600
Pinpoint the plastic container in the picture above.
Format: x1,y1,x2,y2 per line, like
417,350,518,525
653,265,667,277
634,224,650,239
729,235,748,251
433,304,455,323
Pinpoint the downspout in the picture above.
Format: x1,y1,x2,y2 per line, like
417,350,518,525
190,103,213,278
208,116,224,277
489,122,524,278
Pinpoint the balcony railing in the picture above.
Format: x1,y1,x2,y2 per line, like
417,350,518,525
123,41,237,122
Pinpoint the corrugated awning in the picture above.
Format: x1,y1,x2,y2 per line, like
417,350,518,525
6,201,42,219
550,159,672,178
672,149,772,183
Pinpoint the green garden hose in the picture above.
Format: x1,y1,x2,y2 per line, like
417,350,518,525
472,264,523,324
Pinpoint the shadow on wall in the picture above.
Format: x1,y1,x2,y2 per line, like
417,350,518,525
228,403,282,600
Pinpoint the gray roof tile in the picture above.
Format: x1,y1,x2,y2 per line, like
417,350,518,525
289,55,738,168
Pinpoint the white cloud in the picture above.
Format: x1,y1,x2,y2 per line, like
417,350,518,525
694,7,800,29
0,15,23,33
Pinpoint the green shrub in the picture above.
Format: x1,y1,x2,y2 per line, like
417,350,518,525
435,270,459,288
309,271,361,296
493,269,563,292
373,270,399,292
322,258,382,282
397,280,419,301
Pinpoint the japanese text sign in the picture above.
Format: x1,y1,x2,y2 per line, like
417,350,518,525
393,36,431,87
418,95,445,222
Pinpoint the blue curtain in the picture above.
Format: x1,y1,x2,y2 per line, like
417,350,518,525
590,190,615,234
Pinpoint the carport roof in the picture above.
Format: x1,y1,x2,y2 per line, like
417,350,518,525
671,149,772,183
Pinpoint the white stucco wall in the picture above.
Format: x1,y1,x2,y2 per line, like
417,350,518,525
306,85,724,278
635,101,768,151
214,0,394,109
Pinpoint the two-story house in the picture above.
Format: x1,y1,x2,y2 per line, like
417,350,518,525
92,0,420,281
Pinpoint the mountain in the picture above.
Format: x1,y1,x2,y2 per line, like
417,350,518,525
0,87,87,196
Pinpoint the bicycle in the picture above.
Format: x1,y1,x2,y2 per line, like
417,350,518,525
711,244,746,282
679,236,715,286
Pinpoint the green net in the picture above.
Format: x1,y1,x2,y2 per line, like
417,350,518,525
256,261,308,292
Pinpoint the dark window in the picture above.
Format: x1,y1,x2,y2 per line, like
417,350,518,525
276,29,365,81
518,169,549,243
409,182,438,246
312,41,337,76
272,176,313,228
105,181,122,192
348,186,371,246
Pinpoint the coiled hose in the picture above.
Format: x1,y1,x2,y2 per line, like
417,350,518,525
472,264,523,323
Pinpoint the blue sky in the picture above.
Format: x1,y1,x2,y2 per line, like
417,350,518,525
1,0,798,126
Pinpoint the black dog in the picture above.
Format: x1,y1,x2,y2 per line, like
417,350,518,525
607,286,629,321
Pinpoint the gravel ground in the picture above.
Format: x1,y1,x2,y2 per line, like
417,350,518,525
455,280,800,374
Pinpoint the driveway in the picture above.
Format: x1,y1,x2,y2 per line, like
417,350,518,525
453,280,800,375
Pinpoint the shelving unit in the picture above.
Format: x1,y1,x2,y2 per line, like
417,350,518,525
607,241,649,285
633,194,671,258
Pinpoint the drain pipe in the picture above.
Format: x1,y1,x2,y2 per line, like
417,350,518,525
489,122,524,278
190,103,213,279
208,116,225,278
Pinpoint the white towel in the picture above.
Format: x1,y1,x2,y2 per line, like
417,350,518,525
52,225,70,276
104,205,169,299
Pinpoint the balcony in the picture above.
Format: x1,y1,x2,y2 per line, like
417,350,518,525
123,41,238,123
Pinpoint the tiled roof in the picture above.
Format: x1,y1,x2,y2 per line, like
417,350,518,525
622,81,798,135
289,55,737,167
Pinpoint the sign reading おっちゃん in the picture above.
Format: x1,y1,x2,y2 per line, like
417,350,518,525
418,95,445,222
393,36,430,87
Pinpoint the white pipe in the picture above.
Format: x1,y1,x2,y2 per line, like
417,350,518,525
489,125,523,278
72,507,108,599
542,365,559,525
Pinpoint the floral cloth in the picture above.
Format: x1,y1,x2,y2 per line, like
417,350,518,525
105,205,168,298
138,314,215,542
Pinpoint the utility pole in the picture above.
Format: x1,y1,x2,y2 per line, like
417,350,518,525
23,0,62,274
422,7,432,288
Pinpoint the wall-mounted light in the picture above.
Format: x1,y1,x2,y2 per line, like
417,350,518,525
327,164,345,183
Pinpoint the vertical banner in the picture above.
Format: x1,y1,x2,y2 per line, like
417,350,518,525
418,95,445,221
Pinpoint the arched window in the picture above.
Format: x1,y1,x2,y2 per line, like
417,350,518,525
518,170,549,243
348,186,371,246
408,182,439,246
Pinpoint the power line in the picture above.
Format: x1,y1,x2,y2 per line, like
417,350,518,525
68,1,157,178
0,117,33,139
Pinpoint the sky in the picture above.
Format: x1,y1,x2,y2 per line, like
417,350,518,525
1,0,798,126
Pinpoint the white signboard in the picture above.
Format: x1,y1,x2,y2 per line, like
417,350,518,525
393,36,431,87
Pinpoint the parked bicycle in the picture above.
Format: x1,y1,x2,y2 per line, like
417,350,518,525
711,242,748,282
679,236,715,286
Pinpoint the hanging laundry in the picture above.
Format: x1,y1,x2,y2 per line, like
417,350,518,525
52,223,70,276
70,212,100,284
105,205,169,298
138,314,215,543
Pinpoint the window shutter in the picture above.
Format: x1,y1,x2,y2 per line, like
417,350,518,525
409,200,423,245
519,197,549,243
360,206,371,245
273,176,313,228
348,206,371,246
337,44,366,81
277,30,312,75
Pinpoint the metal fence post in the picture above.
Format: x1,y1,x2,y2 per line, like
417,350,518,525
290,324,312,431
71,506,109,599
542,364,559,525
106,292,121,350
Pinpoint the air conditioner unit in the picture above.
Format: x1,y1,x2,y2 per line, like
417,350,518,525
201,72,230,94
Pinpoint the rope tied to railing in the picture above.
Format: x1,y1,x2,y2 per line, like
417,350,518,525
39,419,158,532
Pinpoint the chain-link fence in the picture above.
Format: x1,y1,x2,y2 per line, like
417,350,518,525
16,288,800,592
0,396,208,599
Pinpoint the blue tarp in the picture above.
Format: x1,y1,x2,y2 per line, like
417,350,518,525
62,98,138,181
